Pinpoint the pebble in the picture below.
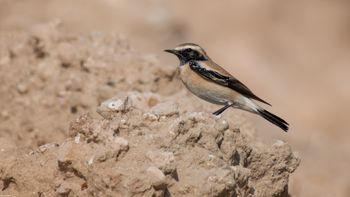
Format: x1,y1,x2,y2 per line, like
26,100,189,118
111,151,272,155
113,137,129,151
143,113,158,121
16,83,28,94
150,101,179,116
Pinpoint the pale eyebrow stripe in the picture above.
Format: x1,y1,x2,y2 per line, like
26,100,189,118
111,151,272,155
175,45,201,51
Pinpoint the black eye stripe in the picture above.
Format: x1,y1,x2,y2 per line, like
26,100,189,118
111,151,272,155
183,49,196,55
177,48,207,63
185,48,192,53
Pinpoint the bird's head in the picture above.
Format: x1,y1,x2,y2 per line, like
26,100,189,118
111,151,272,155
164,43,208,65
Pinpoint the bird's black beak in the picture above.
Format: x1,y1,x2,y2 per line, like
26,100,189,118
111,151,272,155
164,49,178,55
164,48,184,63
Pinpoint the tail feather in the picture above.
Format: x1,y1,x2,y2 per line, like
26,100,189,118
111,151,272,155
258,109,289,132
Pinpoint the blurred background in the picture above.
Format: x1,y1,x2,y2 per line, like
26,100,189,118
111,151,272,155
0,0,349,196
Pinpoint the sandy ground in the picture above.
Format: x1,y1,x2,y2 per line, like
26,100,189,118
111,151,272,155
0,0,349,196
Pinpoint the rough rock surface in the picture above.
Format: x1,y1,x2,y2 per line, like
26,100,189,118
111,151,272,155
0,92,299,197
0,23,299,197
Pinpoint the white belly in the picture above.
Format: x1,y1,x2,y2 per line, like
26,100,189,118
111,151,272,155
185,82,229,105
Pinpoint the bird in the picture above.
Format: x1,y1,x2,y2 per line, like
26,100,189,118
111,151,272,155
164,43,289,132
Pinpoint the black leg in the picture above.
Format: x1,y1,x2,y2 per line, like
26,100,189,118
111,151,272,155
213,104,234,116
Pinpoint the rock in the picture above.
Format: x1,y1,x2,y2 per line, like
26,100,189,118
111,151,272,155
200,168,238,197
38,143,58,153
56,182,72,196
97,97,131,119
143,112,158,121
16,83,29,94
147,166,165,180
146,150,176,178
56,42,80,68
113,137,129,153
65,77,82,92
147,166,168,197
150,101,179,117
97,92,163,119
215,119,229,132
146,150,175,167
0,91,300,196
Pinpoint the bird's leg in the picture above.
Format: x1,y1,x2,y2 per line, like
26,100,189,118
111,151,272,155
213,104,234,116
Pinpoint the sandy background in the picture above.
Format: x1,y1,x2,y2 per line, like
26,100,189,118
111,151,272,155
0,0,349,196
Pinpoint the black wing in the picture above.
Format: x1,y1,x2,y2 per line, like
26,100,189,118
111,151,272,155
189,61,271,106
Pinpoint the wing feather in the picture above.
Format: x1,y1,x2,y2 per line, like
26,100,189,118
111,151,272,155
189,61,271,106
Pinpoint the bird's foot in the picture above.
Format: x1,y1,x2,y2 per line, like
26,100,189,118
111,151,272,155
212,104,233,116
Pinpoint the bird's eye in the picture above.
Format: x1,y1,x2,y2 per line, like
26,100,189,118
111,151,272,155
185,48,192,53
